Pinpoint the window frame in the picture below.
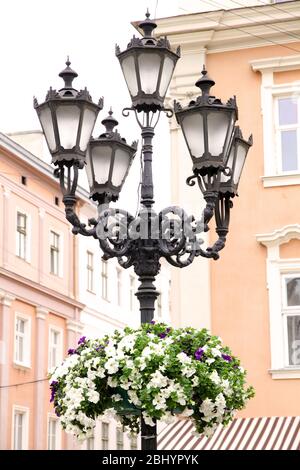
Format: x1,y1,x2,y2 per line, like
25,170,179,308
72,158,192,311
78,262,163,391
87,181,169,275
256,225,300,378
101,260,109,301
101,421,109,450
47,414,61,450
11,405,29,450
87,251,94,293
116,427,124,450
15,209,31,262
50,230,60,276
274,95,300,175
281,273,300,367
116,267,122,306
14,312,31,368
250,56,300,187
48,326,63,372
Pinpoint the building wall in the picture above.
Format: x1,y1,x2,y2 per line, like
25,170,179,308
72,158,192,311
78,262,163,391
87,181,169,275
156,1,300,419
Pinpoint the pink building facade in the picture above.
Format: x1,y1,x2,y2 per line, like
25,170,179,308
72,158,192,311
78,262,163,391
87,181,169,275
0,132,87,449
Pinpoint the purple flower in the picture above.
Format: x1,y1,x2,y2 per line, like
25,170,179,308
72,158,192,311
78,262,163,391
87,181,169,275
150,320,156,325
78,336,86,345
50,381,58,403
166,328,171,333
68,348,76,355
195,348,204,361
159,333,167,339
222,354,232,362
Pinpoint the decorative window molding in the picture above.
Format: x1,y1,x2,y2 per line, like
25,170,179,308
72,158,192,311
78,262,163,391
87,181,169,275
15,208,31,263
256,224,300,379
250,55,300,187
47,414,61,450
49,229,63,277
14,312,31,368
48,326,63,372
11,405,29,450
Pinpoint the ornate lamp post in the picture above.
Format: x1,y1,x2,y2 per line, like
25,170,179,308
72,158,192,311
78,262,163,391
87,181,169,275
34,12,252,451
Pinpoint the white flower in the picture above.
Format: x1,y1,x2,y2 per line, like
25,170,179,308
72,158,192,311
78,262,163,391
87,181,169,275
142,412,155,427
221,379,233,396
107,376,118,388
112,394,122,402
148,370,168,388
182,366,196,378
192,376,199,387
211,348,222,358
87,390,99,404
206,358,215,365
200,398,215,416
203,423,218,438
209,370,221,385
177,352,191,364
215,393,226,413
104,357,119,374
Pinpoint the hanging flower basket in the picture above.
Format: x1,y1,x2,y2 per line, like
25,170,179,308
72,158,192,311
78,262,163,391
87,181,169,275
49,323,254,440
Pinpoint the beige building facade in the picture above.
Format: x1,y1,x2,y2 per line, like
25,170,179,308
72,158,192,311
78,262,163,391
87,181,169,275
155,0,300,421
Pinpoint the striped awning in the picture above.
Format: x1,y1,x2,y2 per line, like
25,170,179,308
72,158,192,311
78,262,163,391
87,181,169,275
158,416,300,450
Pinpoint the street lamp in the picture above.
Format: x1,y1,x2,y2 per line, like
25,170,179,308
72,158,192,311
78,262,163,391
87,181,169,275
35,12,252,451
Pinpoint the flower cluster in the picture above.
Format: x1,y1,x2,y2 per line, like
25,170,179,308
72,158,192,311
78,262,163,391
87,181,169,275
49,323,254,440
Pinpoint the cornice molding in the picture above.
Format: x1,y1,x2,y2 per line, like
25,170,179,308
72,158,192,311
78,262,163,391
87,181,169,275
256,224,300,248
151,3,300,54
250,54,300,73
0,290,15,307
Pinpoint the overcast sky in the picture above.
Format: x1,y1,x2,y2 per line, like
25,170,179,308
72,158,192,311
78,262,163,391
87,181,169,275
0,0,258,211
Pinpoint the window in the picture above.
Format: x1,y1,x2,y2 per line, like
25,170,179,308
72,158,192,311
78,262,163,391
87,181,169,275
282,274,300,366
14,314,31,366
87,251,94,292
49,328,62,371
101,260,108,300
130,275,135,311
256,225,300,379
130,435,138,450
275,97,299,173
157,293,162,318
47,417,60,450
101,422,109,450
21,176,27,185
12,407,28,450
250,56,300,187
117,268,122,306
54,196,59,206
86,436,95,450
50,231,60,276
116,428,124,450
16,212,27,260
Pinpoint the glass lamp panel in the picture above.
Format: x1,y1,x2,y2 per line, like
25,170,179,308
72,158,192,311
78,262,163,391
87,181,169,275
207,111,230,156
121,55,139,96
233,143,247,184
91,145,112,185
56,105,80,149
39,107,56,151
138,52,161,94
85,147,94,188
220,146,234,183
159,56,175,97
112,148,131,186
79,108,97,151
181,112,204,158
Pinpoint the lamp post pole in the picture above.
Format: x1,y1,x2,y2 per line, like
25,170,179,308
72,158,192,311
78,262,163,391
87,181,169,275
35,11,252,452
